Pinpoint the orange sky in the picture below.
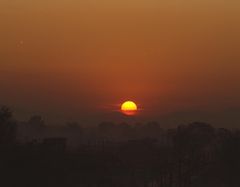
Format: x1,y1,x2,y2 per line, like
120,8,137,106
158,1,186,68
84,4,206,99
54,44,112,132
0,0,240,126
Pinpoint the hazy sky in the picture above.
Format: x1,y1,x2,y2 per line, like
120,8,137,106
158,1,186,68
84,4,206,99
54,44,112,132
0,0,240,126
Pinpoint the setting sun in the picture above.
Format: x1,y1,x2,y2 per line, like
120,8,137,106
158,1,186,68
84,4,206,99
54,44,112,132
121,101,138,116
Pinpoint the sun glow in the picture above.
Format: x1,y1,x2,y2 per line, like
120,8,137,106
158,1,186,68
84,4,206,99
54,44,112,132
121,101,138,116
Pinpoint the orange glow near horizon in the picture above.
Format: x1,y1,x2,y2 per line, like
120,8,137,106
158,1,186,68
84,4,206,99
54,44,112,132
0,0,239,125
121,101,138,116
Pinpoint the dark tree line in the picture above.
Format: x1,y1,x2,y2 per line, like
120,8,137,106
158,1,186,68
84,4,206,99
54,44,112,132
0,106,240,187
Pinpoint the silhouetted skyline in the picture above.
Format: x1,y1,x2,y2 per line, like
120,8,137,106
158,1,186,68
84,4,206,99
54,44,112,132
1,106,240,187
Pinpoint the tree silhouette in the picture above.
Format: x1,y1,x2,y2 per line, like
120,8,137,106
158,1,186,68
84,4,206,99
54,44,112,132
0,106,16,145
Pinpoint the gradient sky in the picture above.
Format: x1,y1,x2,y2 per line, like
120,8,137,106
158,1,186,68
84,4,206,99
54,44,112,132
0,0,240,126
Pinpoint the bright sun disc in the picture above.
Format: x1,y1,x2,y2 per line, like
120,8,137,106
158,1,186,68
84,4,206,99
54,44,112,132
121,101,138,116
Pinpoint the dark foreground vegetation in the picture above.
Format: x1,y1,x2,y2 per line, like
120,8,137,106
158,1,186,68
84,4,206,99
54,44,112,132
0,106,240,187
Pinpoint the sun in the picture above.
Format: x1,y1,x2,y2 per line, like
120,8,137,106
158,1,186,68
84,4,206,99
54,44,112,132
121,101,138,116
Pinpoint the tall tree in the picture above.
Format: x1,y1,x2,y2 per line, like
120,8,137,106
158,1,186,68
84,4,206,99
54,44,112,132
0,106,16,145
